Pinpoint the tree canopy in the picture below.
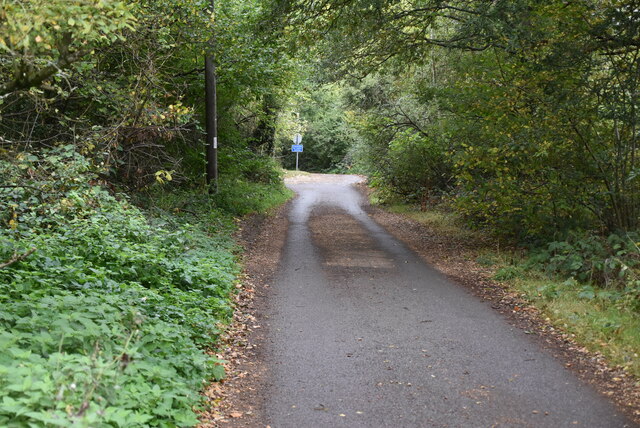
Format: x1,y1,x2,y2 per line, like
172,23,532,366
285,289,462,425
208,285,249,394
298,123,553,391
283,0,640,237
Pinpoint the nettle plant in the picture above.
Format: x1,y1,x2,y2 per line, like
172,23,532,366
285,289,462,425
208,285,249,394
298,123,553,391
538,233,640,287
0,147,231,426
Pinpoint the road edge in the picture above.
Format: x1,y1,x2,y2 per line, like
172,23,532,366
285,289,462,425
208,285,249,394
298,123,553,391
199,202,291,427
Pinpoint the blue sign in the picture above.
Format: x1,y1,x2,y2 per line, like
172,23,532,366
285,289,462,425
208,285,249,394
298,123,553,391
292,144,303,152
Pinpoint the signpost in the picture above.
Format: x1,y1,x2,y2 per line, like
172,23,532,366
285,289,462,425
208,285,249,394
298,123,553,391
291,134,303,170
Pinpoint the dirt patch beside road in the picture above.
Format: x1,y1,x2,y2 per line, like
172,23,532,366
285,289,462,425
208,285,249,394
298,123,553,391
199,205,289,427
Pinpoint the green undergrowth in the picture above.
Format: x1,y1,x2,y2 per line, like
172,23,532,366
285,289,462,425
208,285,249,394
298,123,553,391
209,177,293,217
384,202,640,379
0,146,291,426
136,175,293,220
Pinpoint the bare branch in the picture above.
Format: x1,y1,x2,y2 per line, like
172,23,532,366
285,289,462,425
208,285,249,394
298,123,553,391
0,247,37,269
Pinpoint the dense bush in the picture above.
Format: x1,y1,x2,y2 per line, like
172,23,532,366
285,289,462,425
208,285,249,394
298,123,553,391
526,233,640,288
0,147,240,426
346,74,454,206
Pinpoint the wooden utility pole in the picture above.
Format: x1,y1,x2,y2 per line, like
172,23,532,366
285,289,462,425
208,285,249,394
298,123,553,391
205,0,218,192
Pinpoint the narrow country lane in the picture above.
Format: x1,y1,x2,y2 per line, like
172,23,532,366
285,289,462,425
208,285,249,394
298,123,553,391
261,174,634,427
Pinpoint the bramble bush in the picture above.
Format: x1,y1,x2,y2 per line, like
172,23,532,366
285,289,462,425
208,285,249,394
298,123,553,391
0,146,239,426
525,232,640,288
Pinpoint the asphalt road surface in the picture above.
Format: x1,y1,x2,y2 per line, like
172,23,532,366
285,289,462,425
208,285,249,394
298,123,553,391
262,174,634,427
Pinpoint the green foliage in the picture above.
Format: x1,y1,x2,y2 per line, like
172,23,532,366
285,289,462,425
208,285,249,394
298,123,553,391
278,83,357,172
0,147,240,425
219,146,284,187
1,0,297,193
518,275,640,376
298,0,640,240
0,0,135,95
493,265,524,281
525,233,640,287
494,230,640,372
346,71,454,205
211,177,293,216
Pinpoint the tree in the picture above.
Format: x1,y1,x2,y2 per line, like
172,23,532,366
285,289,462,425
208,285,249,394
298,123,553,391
0,0,135,96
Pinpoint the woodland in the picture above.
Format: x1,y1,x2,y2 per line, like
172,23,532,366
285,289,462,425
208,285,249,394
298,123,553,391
1,0,640,425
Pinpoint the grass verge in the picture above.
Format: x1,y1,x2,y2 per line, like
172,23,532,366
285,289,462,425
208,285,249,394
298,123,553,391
509,274,640,376
384,204,483,242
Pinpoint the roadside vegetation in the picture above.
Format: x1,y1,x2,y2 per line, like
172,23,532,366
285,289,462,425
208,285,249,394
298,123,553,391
2,148,230,425
1,0,292,425
0,146,290,425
